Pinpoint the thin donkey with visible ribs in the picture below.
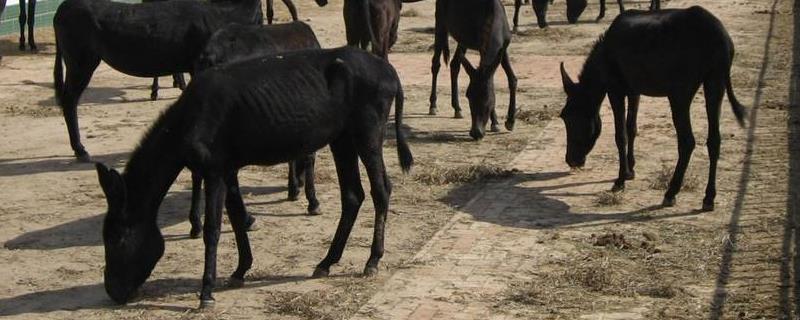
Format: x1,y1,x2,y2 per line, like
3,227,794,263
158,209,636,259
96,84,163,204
183,21,323,239
95,47,413,308
429,0,518,140
559,6,746,211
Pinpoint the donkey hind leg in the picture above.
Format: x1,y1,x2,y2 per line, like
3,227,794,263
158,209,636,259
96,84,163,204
608,92,629,192
199,174,226,309
625,94,640,180
224,170,254,287
501,49,517,131
25,0,36,50
172,73,186,90
150,77,160,101
450,45,466,119
313,137,365,278
429,45,443,115
662,92,698,207
266,0,275,24
282,0,299,21
17,0,26,50
701,79,724,211
189,171,203,239
62,56,100,161
356,134,391,276
650,0,660,10
616,0,625,13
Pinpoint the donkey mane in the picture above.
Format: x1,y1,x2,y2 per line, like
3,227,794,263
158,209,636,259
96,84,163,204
577,35,607,85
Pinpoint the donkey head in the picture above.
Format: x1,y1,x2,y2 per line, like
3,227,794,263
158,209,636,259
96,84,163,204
461,59,496,141
559,63,602,169
314,0,328,6
96,163,164,304
566,0,588,24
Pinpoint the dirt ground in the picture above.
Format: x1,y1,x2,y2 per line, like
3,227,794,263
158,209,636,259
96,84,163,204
0,0,795,318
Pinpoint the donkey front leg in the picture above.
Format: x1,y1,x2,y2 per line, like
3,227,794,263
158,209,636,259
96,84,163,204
501,50,517,131
199,174,225,309
608,93,629,192
625,94,639,179
313,138,364,278
281,0,299,21
26,0,36,51
224,171,254,287
662,96,696,207
650,0,660,10
450,46,466,119
512,0,522,32
616,0,625,13
429,47,443,115
300,154,320,215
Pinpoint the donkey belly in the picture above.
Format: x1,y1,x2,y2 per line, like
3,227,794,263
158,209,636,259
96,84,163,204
99,45,195,77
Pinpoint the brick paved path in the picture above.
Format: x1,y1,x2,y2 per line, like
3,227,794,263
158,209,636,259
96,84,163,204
350,0,798,317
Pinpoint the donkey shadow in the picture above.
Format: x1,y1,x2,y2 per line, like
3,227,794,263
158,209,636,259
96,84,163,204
442,171,704,231
0,152,129,177
0,274,308,316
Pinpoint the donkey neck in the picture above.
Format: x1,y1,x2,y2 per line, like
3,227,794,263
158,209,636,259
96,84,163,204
577,39,610,116
121,125,185,224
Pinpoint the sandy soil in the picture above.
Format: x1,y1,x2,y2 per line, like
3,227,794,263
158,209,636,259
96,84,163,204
0,0,792,318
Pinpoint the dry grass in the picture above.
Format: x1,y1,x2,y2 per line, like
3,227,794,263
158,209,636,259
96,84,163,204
264,278,374,320
595,191,625,206
414,164,517,185
649,164,701,192
515,107,558,125
3,104,61,118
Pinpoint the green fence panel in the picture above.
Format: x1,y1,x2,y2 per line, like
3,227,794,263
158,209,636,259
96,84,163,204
0,0,140,36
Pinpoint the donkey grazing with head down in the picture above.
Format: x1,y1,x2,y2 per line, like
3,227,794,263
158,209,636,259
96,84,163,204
512,0,661,30
182,21,323,239
95,47,413,308
429,0,517,140
53,0,264,162
559,6,746,211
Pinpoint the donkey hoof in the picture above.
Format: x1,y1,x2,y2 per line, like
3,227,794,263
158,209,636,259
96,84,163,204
624,171,635,180
227,277,245,288
198,299,215,310
18,43,25,51
287,192,300,201
312,267,329,278
428,107,438,116
505,121,515,131
189,228,202,239
702,202,715,212
363,266,379,277
661,197,676,207
29,44,38,52
245,216,258,231
610,183,625,193
490,124,501,133
307,205,322,216
75,151,92,163
150,92,158,101
454,111,464,119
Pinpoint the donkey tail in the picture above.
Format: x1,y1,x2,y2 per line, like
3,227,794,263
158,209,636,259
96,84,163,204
725,70,747,128
54,39,65,106
394,82,413,173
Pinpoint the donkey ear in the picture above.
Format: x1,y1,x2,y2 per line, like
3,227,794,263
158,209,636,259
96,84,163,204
325,58,353,103
560,62,576,94
96,162,126,210
460,58,478,78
